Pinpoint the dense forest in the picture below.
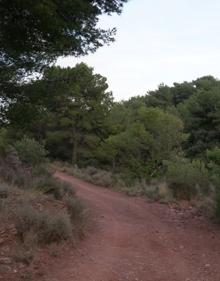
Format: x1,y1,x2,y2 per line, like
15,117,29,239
1,0,220,237
1,61,220,214
0,1,131,279
1,1,220,279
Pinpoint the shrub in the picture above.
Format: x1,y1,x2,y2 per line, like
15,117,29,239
66,197,85,222
0,128,9,156
14,205,72,244
0,145,33,188
38,211,72,244
85,166,99,176
157,182,174,202
66,197,87,237
73,166,115,187
207,147,220,165
91,169,114,187
215,193,220,221
0,182,10,198
13,170,33,188
165,158,210,199
32,164,50,177
119,179,173,202
14,205,39,242
207,149,220,190
119,179,146,196
11,246,34,265
62,181,75,196
37,174,76,197
14,137,47,166
34,176,64,200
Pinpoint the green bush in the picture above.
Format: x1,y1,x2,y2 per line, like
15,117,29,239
38,211,72,244
14,137,47,166
165,158,210,199
14,205,39,242
215,192,220,221
119,179,146,196
73,166,115,187
34,176,64,200
35,176,75,199
66,197,85,223
207,147,220,165
90,170,114,187
118,179,173,202
0,128,9,156
14,205,72,244
62,181,75,196
66,197,87,238
32,164,51,177
0,145,33,188
208,167,220,201
207,147,220,191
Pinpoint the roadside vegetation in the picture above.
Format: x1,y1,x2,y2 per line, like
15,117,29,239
2,1,219,221
0,134,88,279
0,1,127,279
49,75,220,219
1,0,220,278
2,63,220,221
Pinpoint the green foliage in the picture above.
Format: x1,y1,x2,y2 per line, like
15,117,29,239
215,193,220,220
66,198,85,223
6,64,113,166
14,137,47,166
178,78,220,156
2,51,220,225
61,163,174,203
130,181,174,202
73,166,115,187
1,0,127,81
165,158,210,199
207,148,220,165
98,107,184,179
144,82,195,108
206,148,220,217
0,0,127,132
34,176,75,200
2,0,220,226
0,128,10,155
65,197,88,237
38,211,72,244
35,176,64,200
14,205,72,244
0,144,32,187
0,135,73,202
138,107,185,161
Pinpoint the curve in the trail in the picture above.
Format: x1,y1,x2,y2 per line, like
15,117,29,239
44,171,220,281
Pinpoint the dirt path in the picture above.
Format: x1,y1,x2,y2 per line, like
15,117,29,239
43,171,220,281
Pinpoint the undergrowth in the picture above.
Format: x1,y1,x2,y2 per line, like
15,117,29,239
0,136,88,271
54,161,217,218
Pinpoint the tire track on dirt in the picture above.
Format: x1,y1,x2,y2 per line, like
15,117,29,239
43,172,220,281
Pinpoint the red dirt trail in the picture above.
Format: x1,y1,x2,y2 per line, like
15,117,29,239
43,171,220,281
